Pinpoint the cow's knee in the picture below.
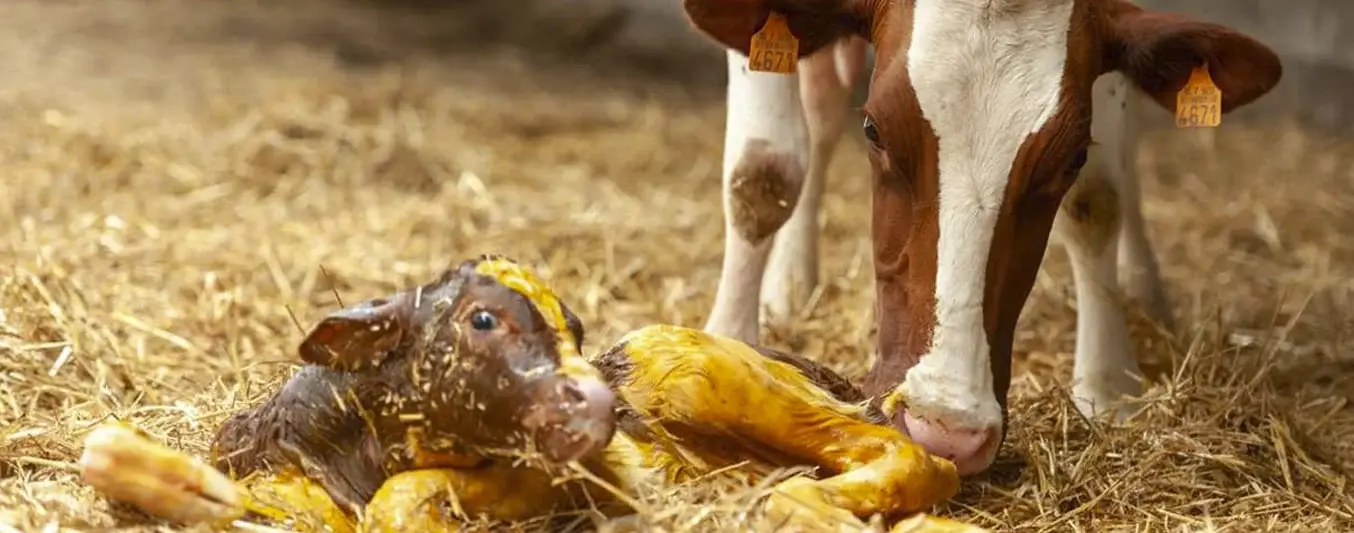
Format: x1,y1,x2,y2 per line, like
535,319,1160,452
728,139,805,244
1058,169,1122,258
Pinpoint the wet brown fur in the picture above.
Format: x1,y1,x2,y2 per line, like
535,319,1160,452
207,256,598,515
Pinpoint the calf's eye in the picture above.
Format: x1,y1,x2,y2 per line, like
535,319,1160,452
470,310,499,331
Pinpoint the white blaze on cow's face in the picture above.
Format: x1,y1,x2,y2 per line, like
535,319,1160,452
889,0,1074,469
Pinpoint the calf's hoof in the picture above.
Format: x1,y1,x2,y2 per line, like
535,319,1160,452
80,421,245,527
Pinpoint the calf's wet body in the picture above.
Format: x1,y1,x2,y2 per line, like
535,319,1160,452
81,256,979,533
207,257,618,513
210,367,387,514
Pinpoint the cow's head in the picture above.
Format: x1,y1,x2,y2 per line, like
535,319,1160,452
684,0,1281,475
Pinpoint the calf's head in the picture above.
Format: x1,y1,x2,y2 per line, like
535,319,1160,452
684,0,1281,474
297,255,616,464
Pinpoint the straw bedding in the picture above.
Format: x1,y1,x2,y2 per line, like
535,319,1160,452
2,1,1353,531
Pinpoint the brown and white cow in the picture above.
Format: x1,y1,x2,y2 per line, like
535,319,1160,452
686,0,1281,475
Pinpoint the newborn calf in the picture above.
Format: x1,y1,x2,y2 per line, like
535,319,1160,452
81,255,983,532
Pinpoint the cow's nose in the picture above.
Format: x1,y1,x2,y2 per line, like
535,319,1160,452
893,409,1002,476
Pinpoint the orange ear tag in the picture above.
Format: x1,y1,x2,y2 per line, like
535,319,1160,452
1175,64,1222,128
748,12,799,74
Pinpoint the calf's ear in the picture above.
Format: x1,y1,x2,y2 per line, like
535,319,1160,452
1106,2,1282,114
682,0,870,58
559,300,586,349
298,294,412,371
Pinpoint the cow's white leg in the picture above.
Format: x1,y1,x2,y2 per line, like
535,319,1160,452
1055,150,1142,422
1102,74,1174,329
704,50,811,344
1054,73,1145,422
761,38,865,322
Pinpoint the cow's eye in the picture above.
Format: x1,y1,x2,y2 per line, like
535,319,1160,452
863,116,882,147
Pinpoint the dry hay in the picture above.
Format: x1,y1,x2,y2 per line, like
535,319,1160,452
3,1,1354,532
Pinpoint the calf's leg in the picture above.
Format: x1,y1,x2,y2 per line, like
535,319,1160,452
761,37,865,321
596,325,968,531
360,466,573,533
82,421,582,532
79,421,355,533
704,49,812,344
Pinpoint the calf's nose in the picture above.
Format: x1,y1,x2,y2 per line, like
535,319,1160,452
529,375,617,463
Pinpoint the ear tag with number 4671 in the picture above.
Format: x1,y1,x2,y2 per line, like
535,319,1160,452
748,12,799,74
1175,64,1222,128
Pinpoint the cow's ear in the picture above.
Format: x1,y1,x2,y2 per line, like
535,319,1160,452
1105,1,1282,114
298,295,413,371
682,0,872,58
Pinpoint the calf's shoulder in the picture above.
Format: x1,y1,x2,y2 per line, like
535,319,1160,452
210,366,388,512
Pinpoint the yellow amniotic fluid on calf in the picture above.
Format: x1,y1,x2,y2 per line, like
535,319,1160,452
600,325,961,521
473,258,591,376
239,466,356,533
360,466,573,533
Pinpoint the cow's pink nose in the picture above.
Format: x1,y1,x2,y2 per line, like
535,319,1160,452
899,411,1001,476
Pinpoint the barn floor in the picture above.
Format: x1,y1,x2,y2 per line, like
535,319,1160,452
3,1,1354,531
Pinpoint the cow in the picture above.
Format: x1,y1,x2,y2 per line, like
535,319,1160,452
686,0,1282,476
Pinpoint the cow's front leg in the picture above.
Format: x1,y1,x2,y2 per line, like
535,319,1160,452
761,37,865,322
704,49,811,344
1094,72,1174,330
79,421,355,533
598,325,964,531
1054,142,1144,423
